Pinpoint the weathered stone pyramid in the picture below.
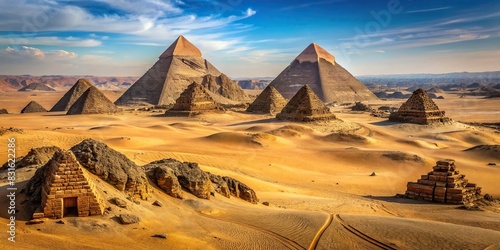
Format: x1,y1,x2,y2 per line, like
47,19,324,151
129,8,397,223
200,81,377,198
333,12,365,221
269,43,378,103
0,108,8,114
50,78,93,111
115,35,248,107
246,85,287,114
18,82,55,92
21,101,48,113
33,150,104,219
276,85,336,122
66,86,120,115
165,83,221,116
389,88,451,125
405,159,482,204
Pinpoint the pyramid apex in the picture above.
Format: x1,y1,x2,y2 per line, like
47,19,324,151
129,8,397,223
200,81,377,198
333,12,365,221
160,35,202,58
295,43,335,64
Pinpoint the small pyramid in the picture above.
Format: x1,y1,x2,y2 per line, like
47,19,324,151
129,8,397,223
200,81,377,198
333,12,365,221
115,35,247,106
0,109,8,114
389,88,451,125
246,85,287,114
66,86,120,115
276,85,336,122
166,83,220,116
37,150,105,219
160,35,202,58
405,159,482,204
18,82,55,92
50,79,93,111
21,101,48,113
269,43,377,103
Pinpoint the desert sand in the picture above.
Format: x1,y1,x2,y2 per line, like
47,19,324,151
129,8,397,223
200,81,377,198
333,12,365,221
1,90,500,249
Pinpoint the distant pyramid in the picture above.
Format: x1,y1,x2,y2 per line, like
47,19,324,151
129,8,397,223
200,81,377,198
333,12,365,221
269,43,378,103
276,85,336,122
165,83,221,116
67,86,119,115
0,109,8,114
50,79,93,111
389,88,451,125
21,101,48,113
115,35,248,107
246,85,287,114
18,82,55,92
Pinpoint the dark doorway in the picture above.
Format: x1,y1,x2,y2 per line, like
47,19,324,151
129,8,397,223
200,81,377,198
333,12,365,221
63,197,78,217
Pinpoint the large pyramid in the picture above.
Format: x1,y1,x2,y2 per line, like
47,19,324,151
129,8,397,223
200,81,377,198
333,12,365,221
269,43,378,103
21,101,48,113
50,79,93,111
276,85,336,122
389,88,451,125
165,83,221,116
246,85,287,114
67,86,120,115
115,35,248,107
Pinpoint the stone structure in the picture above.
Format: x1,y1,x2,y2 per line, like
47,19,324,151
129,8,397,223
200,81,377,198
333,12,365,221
405,159,482,204
18,82,55,92
51,78,93,111
389,88,451,125
0,108,8,114
246,85,287,114
67,86,120,115
165,83,222,116
34,150,104,219
21,101,48,113
269,43,378,103
115,35,247,106
276,85,336,122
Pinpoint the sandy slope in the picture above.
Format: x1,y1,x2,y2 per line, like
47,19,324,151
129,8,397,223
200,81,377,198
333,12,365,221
0,91,500,249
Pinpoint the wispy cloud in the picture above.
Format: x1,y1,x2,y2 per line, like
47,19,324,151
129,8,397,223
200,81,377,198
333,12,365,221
0,36,102,47
405,6,451,14
279,0,344,11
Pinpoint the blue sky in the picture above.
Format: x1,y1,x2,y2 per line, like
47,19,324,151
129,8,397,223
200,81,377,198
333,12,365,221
0,0,499,77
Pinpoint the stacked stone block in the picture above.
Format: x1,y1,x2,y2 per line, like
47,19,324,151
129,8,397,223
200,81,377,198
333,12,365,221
39,151,104,219
405,159,482,204
389,89,451,125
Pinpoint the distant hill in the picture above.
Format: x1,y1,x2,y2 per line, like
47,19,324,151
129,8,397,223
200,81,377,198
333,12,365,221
0,75,139,92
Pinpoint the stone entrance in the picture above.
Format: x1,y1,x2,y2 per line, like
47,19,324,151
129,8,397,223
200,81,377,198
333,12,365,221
63,197,78,216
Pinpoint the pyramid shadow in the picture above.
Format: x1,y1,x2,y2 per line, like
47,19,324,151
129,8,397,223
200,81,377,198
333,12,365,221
41,113,67,117
363,195,450,205
370,120,397,126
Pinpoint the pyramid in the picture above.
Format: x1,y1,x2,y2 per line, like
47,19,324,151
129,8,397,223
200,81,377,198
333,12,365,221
21,101,48,113
34,150,104,219
269,43,378,103
50,78,93,111
66,86,120,115
405,159,482,204
246,85,287,114
389,88,451,125
165,83,221,116
115,35,248,107
18,82,55,92
0,108,9,114
276,85,337,122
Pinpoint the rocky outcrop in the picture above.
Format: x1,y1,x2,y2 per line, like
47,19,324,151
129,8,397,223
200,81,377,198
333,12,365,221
70,139,151,200
2,146,61,170
351,102,373,112
208,173,231,198
0,109,8,114
145,158,211,199
222,176,259,204
154,166,183,199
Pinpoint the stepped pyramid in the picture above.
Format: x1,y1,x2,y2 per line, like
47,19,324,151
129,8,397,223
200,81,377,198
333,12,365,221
405,159,482,204
21,101,48,113
276,85,336,122
33,150,104,219
66,86,120,115
269,43,378,103
246,85,287,114
50,79,93,111
165,83,222,116
115,35,247,107
389,88,451,124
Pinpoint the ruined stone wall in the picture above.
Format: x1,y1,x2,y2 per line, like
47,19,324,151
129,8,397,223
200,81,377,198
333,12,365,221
405,159,482,204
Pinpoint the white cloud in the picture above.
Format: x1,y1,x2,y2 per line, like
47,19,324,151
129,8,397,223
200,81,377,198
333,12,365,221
0,46,77,60
0,36,101,47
